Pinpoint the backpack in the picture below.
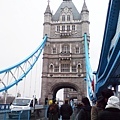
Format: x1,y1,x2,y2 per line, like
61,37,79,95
49,104,57,114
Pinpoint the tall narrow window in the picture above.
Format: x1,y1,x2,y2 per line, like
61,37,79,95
67,25,70,31
49,64,53,72
54,66,59,72
78,64,82,73
76,47,80,53
72,25,75,31
53,48,56,54
62,26,65,31
57,26,60,32
72,66,76,72
61,64,70,72
67,15,70,21
62,15,65,21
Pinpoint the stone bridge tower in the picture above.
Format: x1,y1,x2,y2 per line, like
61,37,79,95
41,0,90,104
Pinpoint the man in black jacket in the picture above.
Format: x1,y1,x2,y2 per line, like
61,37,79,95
60,99,73,120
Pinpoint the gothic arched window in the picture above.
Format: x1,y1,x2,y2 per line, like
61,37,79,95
49,64,53,72
77,63,82,73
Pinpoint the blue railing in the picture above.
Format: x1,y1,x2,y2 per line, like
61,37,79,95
0,104,46,120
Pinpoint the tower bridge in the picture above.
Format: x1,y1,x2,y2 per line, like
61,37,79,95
0,0,119,107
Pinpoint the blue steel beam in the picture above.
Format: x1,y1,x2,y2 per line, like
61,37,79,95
95,0,120,97
84,33,94,101
0,35,48,92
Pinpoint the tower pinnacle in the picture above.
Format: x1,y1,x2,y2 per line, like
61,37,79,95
82,0,88,12
63,0,72,1
44,0,52,14
48,0,50,5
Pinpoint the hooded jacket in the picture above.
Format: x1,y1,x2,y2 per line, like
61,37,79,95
98,96,120,120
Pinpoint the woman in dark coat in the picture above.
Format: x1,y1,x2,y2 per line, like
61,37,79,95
98,96,120,120
75,97,91,120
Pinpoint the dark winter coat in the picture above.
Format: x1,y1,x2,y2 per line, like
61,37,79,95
60,103,73,120
47,103,60,120
98,108,120,120
75,105,91,120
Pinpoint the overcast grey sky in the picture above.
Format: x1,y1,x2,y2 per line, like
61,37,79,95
0,0,109,99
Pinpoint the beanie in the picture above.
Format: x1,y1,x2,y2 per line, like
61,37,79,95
106,96,120,110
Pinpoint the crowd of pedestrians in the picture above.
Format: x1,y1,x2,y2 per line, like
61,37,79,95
46,88,120,120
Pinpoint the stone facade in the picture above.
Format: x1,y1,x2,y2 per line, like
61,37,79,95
41,0,90,104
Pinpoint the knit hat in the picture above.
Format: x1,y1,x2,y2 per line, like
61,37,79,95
106,96,120,109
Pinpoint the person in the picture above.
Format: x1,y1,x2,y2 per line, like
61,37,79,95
101,88,114,108
91,96,105,120
91,88,114,120
98,96,120,120
74,103,83,117
75,97,91,120
60,99,73,120
47,99,60,120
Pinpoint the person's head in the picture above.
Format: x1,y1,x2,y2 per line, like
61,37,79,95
106,96,120,110
77,103,83,108
101,88,114,100
53,99,56,104
81,97,90,106
64,99,69,104
101,88,114,105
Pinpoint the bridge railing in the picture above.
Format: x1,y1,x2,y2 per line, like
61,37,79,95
0,104,46,120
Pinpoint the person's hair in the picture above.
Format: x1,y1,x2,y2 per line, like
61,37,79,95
101,89,114,99
65,99,68,104
96,96,105,108
77,103,83,108
82,97,90,106
53,99,56,104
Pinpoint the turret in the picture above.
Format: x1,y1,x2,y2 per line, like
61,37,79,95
43,1,52,37
81,0,89,21
80,0,90,36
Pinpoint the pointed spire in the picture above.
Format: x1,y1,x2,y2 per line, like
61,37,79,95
48,0,50,5
63,0,72,1
82,0,88,12
44,0,52,14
